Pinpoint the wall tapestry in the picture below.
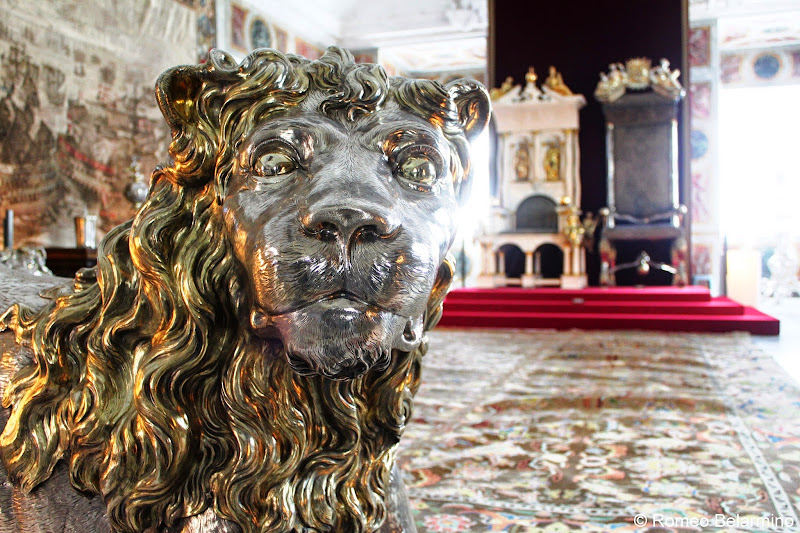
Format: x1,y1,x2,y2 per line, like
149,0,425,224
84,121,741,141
0,0,213,247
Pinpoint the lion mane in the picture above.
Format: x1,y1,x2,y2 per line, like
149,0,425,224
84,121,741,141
0,47,487,532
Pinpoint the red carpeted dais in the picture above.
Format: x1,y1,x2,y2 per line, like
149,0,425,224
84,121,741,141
439,286,780,335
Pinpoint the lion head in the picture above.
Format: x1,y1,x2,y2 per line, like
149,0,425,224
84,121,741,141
0,47,489,532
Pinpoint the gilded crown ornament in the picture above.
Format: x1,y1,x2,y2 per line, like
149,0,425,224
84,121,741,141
650,58,685,99
594,56,685,103
625,57,651,89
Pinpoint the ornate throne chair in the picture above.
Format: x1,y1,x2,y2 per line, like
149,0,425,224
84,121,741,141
595,58,688,286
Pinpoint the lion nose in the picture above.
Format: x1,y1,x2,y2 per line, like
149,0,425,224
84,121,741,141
301,206,400,244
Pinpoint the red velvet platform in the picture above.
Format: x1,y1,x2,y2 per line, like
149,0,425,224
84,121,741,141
439,286,780,335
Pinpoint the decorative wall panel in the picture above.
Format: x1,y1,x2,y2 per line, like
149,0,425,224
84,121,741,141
720,46,800,87
223,2,325,60
689,22,721,292
689,26,711,68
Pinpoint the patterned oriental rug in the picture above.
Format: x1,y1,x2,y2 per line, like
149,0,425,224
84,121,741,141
397,329,800,532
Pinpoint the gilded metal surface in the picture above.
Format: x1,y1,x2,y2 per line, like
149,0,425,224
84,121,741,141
544,66,573,96
513,141,529,180
543,141,561,182
0,47,490,532
489,75,515,100
594,57,685,103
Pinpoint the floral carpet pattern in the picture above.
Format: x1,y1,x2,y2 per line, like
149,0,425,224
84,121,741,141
397,330,800,532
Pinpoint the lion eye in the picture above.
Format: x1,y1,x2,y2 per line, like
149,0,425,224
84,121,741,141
399,157,436,184
394,145,443,192
254,152,296,179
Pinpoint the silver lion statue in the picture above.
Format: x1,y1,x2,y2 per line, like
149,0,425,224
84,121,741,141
0,46,490,532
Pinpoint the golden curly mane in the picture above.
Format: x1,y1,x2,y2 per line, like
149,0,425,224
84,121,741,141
0,47,482,533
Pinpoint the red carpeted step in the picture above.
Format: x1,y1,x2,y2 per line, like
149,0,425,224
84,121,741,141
437,308,780,335
443,297,744,316
446,286,712,302
438,286,780,335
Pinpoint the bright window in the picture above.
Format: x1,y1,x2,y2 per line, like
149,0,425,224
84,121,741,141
718,84,800,247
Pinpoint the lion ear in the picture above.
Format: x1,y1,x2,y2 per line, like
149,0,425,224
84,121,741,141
156,66,205,136
156,50,238,136
155,51,239,185
155,66,215,184
446,79,491,142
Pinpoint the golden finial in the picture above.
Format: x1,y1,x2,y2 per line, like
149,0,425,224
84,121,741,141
525,66,537,85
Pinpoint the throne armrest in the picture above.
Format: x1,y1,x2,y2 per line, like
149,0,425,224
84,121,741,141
600,205,687,229
605,224,683,241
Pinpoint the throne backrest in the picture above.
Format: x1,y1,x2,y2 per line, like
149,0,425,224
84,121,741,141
603,92,680,221
515,194,558,232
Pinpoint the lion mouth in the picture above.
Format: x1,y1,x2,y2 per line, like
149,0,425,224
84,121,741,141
249,291,424,380
255,291,396,319
301,291,391,314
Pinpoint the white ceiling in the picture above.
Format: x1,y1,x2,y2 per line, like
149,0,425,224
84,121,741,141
238,1,800,76
241,0,488,73
378,37,486,74
689,0,800,19
337,0,486,48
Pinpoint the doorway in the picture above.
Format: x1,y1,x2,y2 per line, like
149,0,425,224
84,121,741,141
718,84,800,297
